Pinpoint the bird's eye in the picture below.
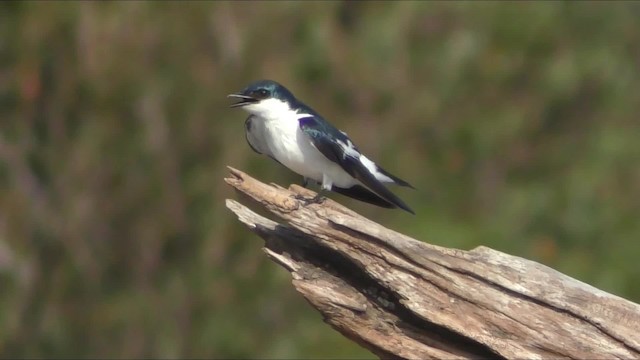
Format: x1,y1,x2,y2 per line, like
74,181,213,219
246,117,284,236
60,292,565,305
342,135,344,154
249,88,269,99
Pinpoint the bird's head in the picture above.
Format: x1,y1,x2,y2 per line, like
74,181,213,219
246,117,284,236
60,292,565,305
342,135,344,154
228,80,297,117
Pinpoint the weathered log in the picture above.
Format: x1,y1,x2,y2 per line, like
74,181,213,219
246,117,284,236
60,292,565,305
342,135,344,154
224,167,640,359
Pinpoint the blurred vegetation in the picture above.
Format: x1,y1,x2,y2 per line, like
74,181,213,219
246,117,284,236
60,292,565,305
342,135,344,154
0,1,639,358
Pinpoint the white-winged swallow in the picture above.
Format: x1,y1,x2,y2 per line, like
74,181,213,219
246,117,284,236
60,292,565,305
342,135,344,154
228,80,415,214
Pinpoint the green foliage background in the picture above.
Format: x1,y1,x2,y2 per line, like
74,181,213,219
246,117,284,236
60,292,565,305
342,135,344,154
1,1,639,358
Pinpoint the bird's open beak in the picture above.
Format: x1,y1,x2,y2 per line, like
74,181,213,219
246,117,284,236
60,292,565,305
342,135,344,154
227,94,258,108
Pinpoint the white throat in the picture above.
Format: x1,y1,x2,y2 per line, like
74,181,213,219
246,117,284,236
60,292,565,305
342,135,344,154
241,98,300,120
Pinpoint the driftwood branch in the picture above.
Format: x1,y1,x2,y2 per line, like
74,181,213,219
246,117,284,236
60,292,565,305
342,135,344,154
224,167,640,359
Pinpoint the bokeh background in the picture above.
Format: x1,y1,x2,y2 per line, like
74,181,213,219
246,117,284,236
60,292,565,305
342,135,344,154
1,1,639,358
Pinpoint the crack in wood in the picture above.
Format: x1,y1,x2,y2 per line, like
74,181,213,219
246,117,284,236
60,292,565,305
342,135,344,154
224,168,640,360
242,211,502,359
329,216,640,356
443,266,640,355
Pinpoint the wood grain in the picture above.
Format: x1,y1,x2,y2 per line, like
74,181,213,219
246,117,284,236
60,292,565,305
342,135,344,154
224,167,640,359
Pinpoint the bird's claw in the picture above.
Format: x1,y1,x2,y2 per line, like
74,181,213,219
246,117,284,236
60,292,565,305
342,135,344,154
293,193,326,205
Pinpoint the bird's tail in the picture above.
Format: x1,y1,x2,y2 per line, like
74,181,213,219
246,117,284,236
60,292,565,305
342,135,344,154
331,185,396,209
376,166,415,189
341,157,415,214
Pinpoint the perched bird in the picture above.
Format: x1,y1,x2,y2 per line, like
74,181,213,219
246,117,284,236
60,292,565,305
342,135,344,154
228,80,415,214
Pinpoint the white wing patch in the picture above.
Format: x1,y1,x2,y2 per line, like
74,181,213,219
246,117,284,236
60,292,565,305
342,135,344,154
337,139,360,159
337,139,394,183
360,155,393,183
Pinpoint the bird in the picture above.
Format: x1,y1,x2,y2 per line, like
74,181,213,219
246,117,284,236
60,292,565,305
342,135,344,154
228,79,415,214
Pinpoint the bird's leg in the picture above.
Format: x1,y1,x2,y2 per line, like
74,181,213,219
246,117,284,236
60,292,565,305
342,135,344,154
294,177,313,201
293,191,325,204
309,175,332,204
309,189,326,204
293,175,330,205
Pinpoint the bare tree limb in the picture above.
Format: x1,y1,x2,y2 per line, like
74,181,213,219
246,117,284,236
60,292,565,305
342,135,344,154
224,167,640,359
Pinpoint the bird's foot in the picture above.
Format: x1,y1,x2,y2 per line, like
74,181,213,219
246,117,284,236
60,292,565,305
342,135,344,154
293,193,326,205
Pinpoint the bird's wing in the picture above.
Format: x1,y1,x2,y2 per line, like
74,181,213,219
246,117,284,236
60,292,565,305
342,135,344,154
245,115,271,156
299,115,414,214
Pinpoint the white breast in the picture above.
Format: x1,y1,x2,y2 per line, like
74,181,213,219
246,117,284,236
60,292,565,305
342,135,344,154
242,99,356,188
242,99,357,188
265,113,355,186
